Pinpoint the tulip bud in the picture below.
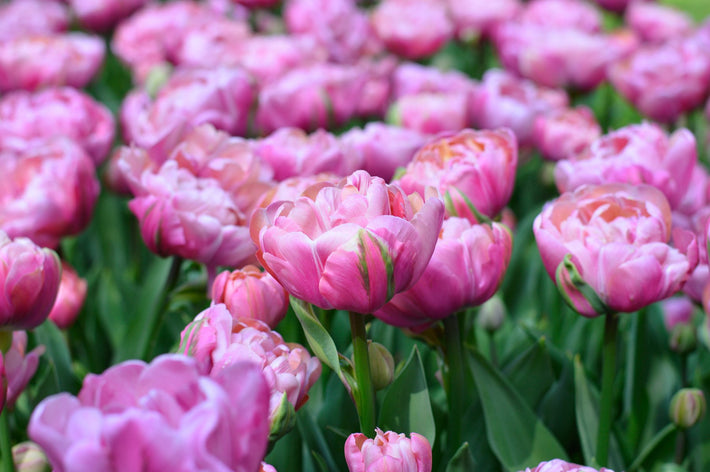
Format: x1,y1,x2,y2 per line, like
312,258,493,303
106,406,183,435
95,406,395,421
12,442,49,472
268,393,297,446
367,342,395,391
669,323,697,354
669,388,706,429
477,296,506,333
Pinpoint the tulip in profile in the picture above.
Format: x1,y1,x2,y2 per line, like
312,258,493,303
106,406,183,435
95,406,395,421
251,171,444,314
344,429,432,472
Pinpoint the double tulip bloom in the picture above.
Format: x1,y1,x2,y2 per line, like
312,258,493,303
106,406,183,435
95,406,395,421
534,184,697,316
345,429,432,472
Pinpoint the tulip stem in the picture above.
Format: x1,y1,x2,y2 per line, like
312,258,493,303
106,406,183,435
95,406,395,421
597,312,619,467
0,409,14,472
444,315,465,459
349,312,376,436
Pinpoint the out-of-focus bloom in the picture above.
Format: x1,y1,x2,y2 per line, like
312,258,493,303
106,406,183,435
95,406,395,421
48,262,87,330
477,295,507,332
12,441,49,472
125,160,256,268
233,0,280,7
609,37,710,124
470,69,568,147
344,429,432,472
0,87,115,165
255,173,341,210
254,128,361,181
661,296,695,332
374,217,512,331
0,233,61,330
397,128,518,221
121,67,255,163
592,0,631,12
392,63,475,99
519,459,614,472
6,331,44,408
69,0,151,32
341,123,430,182
533,106,601,161
251,171,444,314
388,92,469,135
0,33,105,93
371,0,453,60
554,123,697,210
180,305,321,418
0,0,68,42
0,138,100,249
446,0,521,41
211,265,288,328
29,354,270,472
516,0,601,32
534,184,698,317
669,388,706,429
260,463,277,472
674,165,709,227
626,1,693,44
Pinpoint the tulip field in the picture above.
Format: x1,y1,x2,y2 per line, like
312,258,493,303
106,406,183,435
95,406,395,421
3,0,710,471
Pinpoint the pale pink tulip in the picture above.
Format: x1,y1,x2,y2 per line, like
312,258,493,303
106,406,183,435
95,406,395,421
516,0,602,33
446,0,521,40
520,459,614,472
48,262,87,330
534,107,601,161
0,0,69,41
5,331,44,408
254,174,341,210
389,92,469,135
626,1,693,44
251,171,444,313
392,63,475,99
29,354,270,472
534,184,698,316
345,429,432,472
69,0,151,32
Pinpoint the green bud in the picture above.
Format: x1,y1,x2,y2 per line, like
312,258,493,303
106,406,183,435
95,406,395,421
669,388,706,429
268,393,296,446
13,442,49,472
669,323,697,354
477,296,506,333
368,341,395,391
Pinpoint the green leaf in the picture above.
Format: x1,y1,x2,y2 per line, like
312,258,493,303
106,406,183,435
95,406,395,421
32,321,80,394
379,346,436,446
468,348,568,471
504,338,556,410
446,442,477,472
660,0,710,22
628,424,678,472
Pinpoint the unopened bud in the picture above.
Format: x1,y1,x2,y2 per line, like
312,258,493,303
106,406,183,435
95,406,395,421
13,442,49,472
268,393,296,446
477,296,506,332
669,388,706,429
669,323,696,354
368,342,395,391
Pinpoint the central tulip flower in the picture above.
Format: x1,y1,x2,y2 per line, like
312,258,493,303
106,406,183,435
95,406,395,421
534,184,698,316
251,170,444,314
344,429,432,472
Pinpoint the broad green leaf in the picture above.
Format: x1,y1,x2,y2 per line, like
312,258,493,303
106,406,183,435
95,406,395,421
468,349,568,471
379,346,436,446
32,321,80,394
296,407,339,472
628,424,677,472
504,338,556,410
538,359,577,452
446,442,476,472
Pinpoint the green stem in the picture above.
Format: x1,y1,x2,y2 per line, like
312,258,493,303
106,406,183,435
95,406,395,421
0,410,14,472
597,313,619,467
138,256,183,361
674,429,686,465
349,312,376,436
444,315,465,458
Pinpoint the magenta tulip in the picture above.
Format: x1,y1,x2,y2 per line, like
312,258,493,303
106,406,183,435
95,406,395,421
344,429,432,472
389,92,469,135
69,0,151,32
0,0,68,42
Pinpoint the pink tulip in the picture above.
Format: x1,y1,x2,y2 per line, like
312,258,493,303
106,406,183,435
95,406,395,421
397,128,518,221
0,232,61,330
470,69,568,147
0,0,69,42
0,33,105,92
29,354,270,472
251,170,444,313
676,206,710,303
392,63,475,99
260,463,277,472
521,459,614,472
660,296,695,332
69,0,151,32
534,184,698,317
255,174,341,210
534,107,601,161
0,87,115,166
344,429,432,472
374,217,512,331
211,265,289,328
121,67,255,163
180,305,321,418
234,0,280,7
554,123,697,210
371,0,453,60
446,0,521,41
389,92,469,135
126,160,256,269
516,0,602,33
626,1,693,44
609,37,710,124
0,137,100,249
254,128,361,181
6,331,44,408
341,123,431,182
592,0,631,12
48,262,87,330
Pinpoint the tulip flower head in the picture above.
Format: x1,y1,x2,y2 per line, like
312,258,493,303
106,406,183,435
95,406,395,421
344,429,433,472
520,459,615,472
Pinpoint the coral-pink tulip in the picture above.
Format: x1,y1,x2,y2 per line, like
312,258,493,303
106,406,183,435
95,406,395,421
48,262,87,330
0,0,68,42
69,0,151,32
374,217,512,331
534,107,601,161
520,459,614,472
5,331,44,408
29,354,270,472
554,123,697,210
397,128,518,221
534,184,698,317
344,429,432,472
180,305,321,418
211,265,289,328
626,1,693,44
0,232,61,330
251,170,444,313
0,87,115,166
